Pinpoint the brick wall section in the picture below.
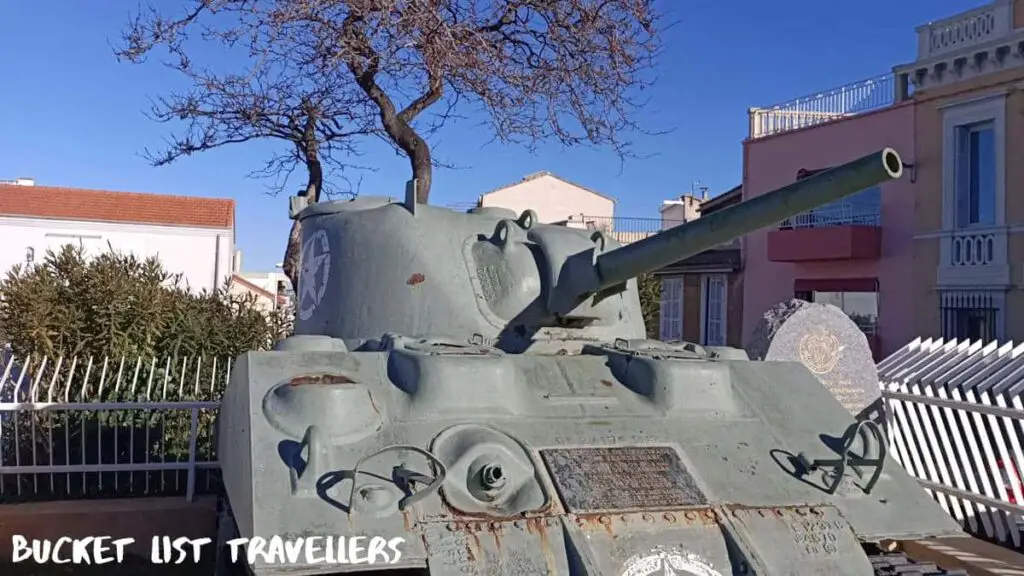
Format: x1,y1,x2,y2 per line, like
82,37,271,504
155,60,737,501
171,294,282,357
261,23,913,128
0,184,234,229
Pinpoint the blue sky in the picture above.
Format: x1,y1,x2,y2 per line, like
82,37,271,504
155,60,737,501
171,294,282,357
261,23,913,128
0,0,981,271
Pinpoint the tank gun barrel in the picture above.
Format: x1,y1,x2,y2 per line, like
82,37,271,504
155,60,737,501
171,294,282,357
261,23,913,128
592,148,903,292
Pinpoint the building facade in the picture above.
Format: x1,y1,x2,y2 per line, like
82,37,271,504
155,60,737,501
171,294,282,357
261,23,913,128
741,104,916,360
740,0,1024,357
0,179,236,293
654,187,744,348
893,0,1024,343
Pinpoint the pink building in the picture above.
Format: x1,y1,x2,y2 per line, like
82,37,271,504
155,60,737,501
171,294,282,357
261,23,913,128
741,100,916,360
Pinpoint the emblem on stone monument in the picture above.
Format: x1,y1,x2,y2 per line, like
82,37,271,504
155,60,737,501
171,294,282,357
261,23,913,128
620,547,723,576
798,326,844,375
298,229,331,321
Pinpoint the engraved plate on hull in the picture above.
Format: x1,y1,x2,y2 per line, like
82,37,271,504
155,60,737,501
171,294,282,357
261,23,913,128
539,446,707,513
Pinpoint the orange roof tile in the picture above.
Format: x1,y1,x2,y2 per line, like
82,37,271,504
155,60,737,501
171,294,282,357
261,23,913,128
0,183,234,229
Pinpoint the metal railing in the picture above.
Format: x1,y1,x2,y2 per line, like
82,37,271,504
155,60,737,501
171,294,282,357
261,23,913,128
562,215,685,245
0,352,231,502
879,337,1024,549
748,74,896,139
779,201,881,229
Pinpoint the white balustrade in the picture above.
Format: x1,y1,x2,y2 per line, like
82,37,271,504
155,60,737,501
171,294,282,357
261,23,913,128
951,231,997,267
917,2,1013,60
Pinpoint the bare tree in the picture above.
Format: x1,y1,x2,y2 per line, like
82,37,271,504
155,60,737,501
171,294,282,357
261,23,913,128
119,0,662,285
116,4,378,291
313,0,663,202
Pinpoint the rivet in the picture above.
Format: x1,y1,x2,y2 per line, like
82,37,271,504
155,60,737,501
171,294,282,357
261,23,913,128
546,518,557,527
795,508,808,516
663,513,676,522
513,520,524,528
642,513,654,522
489,522,501,530
774,509,784,517
620,515,630,523
598,515,611,525
685,511,697,520
576,516,586,526
704,510,716,520
758,509,767,517
446,523,455,531
810,507,823,516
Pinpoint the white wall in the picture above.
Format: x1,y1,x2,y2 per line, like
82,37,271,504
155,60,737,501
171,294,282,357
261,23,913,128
479,175,614,223
0,216,234,293
659,196,701,227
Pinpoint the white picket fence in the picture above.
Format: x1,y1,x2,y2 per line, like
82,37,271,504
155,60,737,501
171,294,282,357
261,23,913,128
3,342,1024,551
0,351,230,502
879,337,1024,549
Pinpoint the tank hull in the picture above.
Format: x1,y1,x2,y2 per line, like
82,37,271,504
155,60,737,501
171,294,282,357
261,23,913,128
217,340,964,576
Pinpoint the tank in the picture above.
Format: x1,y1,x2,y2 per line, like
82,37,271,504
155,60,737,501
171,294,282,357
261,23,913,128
215,148,975,576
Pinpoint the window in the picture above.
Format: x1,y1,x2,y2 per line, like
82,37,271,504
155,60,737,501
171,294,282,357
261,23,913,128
954,121,996,227
799,290,878,335
659,277,683,341
942,94,1004,231
700,274,727,346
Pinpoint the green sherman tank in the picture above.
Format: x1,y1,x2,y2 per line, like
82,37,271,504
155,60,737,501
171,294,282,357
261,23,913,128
215,149,984,575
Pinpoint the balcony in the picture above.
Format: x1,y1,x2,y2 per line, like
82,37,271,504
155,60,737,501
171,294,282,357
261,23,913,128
767,201,882,262
747,73,898,139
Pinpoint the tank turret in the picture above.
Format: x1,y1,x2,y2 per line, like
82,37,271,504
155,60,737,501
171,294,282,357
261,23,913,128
214,148,990,576
289,149,903,353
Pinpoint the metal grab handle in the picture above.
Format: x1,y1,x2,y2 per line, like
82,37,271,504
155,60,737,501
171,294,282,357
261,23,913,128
347,444,447,518
795,420,887,495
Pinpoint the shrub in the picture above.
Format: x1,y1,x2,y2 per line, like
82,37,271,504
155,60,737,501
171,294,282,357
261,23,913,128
0,244,291,501
638,272,662,340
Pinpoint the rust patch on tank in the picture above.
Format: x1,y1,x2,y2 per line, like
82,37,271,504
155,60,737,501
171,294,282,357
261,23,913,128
288,373,356,386
524,518,558,573
576,513,616,537
439,494,556,520
407,273,426,285
600,379,614,387
484,521,504,554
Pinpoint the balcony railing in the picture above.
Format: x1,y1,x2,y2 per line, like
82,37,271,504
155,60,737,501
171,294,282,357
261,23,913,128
951,230,997,267
748,74,897,139
562,215,685,245
779,201,880,229
915,2,1013,61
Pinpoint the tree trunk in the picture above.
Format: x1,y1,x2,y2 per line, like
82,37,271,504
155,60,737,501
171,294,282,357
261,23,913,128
282,155,323,295
282,220,303,294
408,134,432,203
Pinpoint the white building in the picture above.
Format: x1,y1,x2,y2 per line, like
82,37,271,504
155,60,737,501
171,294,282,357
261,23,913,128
229,255,292,312
477,171,616,225
0,178,235,293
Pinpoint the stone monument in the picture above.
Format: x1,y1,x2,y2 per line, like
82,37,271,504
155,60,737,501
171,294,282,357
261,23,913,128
747,299,884,424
